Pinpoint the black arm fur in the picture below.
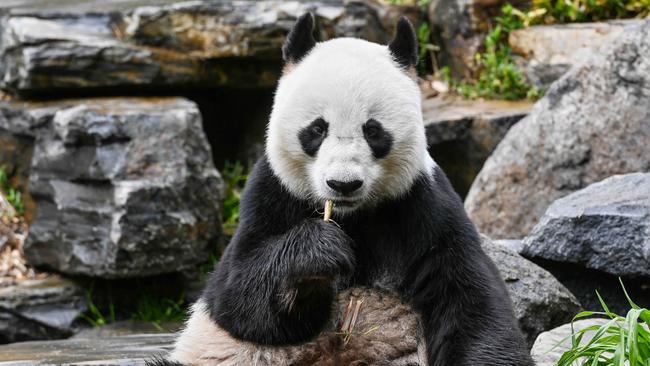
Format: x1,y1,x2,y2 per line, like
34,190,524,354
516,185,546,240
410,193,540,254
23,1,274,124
203,159,354,345
203,157,533,365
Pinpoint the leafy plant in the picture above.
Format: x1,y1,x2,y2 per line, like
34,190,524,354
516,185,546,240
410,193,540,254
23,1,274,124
557,279,650,366
531,0,650,24
81,286,116,327
417,22,440,74
445,4,539,100
132,293,187,331
221,161,249,235
0,167,25,216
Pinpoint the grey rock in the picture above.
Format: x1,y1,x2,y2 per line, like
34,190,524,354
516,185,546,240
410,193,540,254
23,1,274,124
0,333,173,366
530,318,608,366
73,320,181,339
465,19,650,239
482,236,581,347
0,0,404,95
509,20,639,90
423,96,532,196
0,275,86,344
4,97,224,278
522,173,650,278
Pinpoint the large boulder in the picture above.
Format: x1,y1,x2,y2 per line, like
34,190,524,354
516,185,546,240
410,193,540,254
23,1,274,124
0,0,411,96
482,237,581,346
522,173,650,278
465,19,650,239
520,173,650,314
0,275,86,344
509,20,639,91
423,96,532,197
0,97,223,278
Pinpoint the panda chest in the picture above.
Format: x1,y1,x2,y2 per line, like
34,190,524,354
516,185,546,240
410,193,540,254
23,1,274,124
346,225,410,290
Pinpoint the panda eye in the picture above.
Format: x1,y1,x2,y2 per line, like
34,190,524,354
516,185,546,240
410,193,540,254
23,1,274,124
364,125,380,138
298,118,329,157
311,124,325,136
363,119,383,139
363,119,393,159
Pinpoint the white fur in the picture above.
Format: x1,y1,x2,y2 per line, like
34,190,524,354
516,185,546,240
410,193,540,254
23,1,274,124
266,38,433,213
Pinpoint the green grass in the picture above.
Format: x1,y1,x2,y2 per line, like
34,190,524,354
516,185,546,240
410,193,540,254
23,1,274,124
221,161,249,235
0,167,25,216
81,283,186,330
557,279,650,366
132,293,187,331
80,285,116,327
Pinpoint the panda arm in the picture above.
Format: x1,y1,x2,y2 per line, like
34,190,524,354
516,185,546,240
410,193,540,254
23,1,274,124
406,170,533,366
201,158,355,346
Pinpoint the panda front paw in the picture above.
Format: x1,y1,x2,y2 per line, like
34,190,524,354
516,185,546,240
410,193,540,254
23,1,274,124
285,218,355,282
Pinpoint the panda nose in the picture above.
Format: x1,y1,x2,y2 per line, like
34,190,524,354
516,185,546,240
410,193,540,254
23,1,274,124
326,179,363,195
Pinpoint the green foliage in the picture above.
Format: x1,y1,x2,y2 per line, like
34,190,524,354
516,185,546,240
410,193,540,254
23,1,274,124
0,167,25,216
221,161,249,235
81,283,186,329
81,286,116,327
417,22,440,74
132,293,187,330
445,4,539,101
557,279,650,366
531,0,650,24
199,251,221,278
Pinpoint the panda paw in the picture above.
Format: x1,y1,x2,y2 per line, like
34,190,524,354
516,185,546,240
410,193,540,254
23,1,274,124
284,218,355,284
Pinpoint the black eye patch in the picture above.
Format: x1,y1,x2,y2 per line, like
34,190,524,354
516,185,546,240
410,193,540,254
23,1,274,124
298,118,328,157
363,119,393,159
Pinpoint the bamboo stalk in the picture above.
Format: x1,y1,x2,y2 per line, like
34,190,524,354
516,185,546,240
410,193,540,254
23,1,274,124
324,200,333,222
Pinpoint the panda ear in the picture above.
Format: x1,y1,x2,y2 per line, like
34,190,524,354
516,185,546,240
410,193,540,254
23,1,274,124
282,13,317,64
388,17,418,70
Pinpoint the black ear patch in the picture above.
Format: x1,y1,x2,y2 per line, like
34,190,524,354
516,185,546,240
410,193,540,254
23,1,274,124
282,13,317,63
363,119,393,159
388,17,418,70
299,118,328,157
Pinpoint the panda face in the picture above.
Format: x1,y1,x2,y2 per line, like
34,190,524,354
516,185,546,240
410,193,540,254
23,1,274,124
267,34,433,214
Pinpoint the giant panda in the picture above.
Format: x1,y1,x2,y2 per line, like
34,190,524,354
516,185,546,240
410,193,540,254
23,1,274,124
160,14,534,366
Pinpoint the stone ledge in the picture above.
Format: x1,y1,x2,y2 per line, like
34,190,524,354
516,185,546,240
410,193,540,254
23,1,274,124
0,333,173,366
0,0,410,95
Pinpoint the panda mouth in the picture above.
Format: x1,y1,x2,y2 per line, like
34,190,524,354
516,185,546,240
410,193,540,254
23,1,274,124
332,199,359,208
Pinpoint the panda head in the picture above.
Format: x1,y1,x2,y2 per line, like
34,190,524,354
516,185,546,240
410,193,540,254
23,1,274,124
267,14,433,214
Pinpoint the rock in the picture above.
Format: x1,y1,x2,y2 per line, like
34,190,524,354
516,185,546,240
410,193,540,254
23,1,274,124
522,173,650,278
0,333,173,365
482,236,581,346
530,318,608,366
0,275,86,344
427,0,531,78
0,97,224,278
465,19,650,239
0,103,36,218
0,0,407,96
73,320,181,339
423,96,532,197
509,20,640,90
528,259,650,320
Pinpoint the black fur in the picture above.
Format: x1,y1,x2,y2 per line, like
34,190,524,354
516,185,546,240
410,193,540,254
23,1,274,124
363,119,393,159
298,118,328,157
282,13,317,63
204,157,534,365
389,17,419,69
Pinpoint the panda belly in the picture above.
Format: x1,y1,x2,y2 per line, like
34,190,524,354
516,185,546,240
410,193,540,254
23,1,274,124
169,287,425,366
